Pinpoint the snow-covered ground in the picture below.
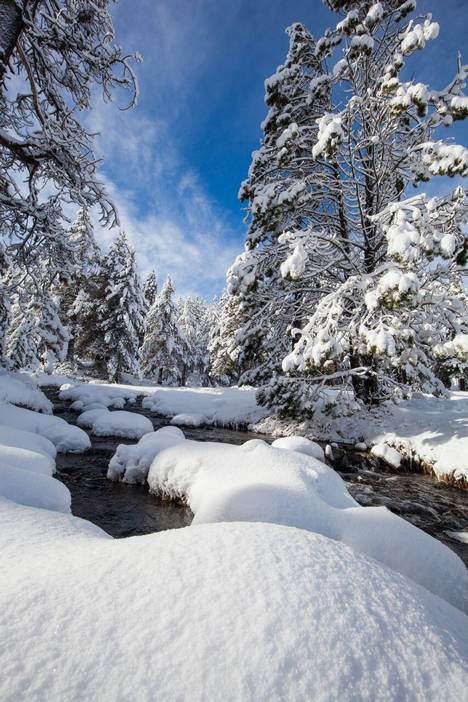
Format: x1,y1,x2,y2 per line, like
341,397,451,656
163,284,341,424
1,372,467,698
255,391,468,485
1,500,467,701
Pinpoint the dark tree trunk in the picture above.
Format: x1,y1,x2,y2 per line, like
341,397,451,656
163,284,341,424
0,0,30,83
350,353,378,406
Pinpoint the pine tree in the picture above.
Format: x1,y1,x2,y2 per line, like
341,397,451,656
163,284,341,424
99,232,146,382
0,243,11,365
143,270,158,309
278,0,468,409
178,296,213,385
140,276,187,385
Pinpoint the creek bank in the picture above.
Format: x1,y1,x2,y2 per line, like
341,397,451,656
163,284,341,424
43,387,468,566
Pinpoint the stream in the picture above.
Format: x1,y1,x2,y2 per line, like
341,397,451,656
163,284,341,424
45,387,468,566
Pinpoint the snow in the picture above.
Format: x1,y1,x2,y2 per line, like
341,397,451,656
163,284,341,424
0,370,52,413
171,412,207,427
0,402,90,453
147,436,467,611
271,435,325,462
0,463,70,513
142,385,265,427
1,500,467,702
0,425,56,459
255,391,468,484
371,442,402,468
446,530,468,545
0,444,55,476
91,410,153,439
108,427,186,484
59,381,139,411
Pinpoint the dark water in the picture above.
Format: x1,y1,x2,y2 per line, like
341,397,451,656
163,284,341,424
46,387,468,565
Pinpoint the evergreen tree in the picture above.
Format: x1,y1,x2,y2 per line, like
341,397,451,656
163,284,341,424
99,232,146,382
178,296,213,385
0,243,11,365
143,270,158,309
140,276,187,385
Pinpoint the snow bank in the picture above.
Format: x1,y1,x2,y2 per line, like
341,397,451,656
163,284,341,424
0,371,52,413
255,391,468,484
0,402,90,453
142,386,266,426
0,426,56,460
0,444,55,476
1,502,467,701
0,463,70,512
108,427,185,483
147,438,467,611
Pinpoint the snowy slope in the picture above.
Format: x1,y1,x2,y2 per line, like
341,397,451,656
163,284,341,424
0,371,52,413
0,499,467,702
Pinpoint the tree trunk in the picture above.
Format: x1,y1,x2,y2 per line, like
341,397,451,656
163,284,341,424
0,0,30,83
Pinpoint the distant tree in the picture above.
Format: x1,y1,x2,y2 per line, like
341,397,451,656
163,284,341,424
99,232,145,382
143,270,158,309
140,276,187,385
178,296,213,385
0,243,11,364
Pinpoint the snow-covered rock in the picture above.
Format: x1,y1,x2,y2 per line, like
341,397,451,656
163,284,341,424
147,437,467,611
76,408,111,428
60,382,139,411
371,442,402,468
0,501,467,701
108,427,185,484
0,371,52,413
272,436,325,462
170,413,207,427
0,403,90,453
0,463,70,512
87,410,153,439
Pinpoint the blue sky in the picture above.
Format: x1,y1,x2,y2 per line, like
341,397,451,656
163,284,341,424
91,0,468,299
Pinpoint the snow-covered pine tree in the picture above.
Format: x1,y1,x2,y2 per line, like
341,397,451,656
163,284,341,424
209,289,248,383
278,0,468,410
0,243,11,365
143,270,158,309
35,291,70,372
6,297,39,371
178,296,213,385
99,232,145,382
140,276,187,385
225,21,348,389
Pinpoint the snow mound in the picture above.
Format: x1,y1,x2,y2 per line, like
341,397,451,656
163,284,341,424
60,382,139,411
142,385,265,426
446,531,468,545
0,463,70,512
91,410,153,439
148,438,467,611
272,435,325,462
170,413,207,427
77,408,110,428
371,442,402,468
0,426,56,459
0,371,52,413
0,504,467,701
108,427,185,484
0,444,55,476
0,403,90,453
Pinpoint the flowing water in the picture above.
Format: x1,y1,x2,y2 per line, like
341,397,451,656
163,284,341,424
45,387,468,566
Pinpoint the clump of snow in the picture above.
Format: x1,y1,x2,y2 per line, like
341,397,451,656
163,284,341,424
147,437,467,610
355,441,367,451
0,463,70,512
90,410,153,439
0,403,90,453
371,442,402,468
280,241,307,280
1,502,467,701
272,436,325,462
59,382,139,411
170,413,207,427
0,371,52,413
446,531,468,545
108,427,185,484
0,426,56,460
76,408,111,428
